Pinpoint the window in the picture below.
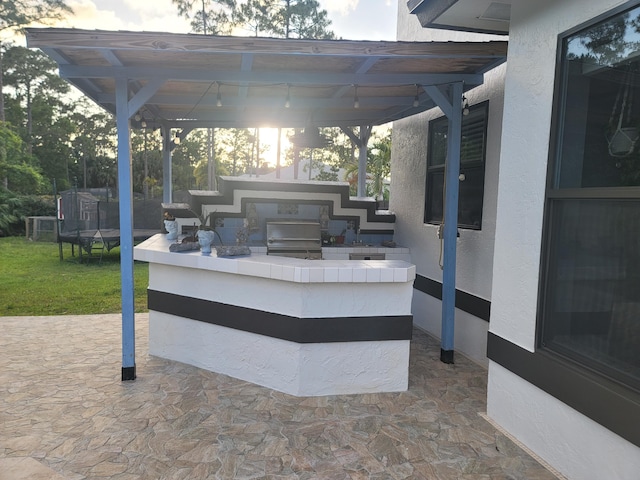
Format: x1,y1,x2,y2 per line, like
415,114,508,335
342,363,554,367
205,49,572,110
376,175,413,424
540,4,640,391
424,101,488,229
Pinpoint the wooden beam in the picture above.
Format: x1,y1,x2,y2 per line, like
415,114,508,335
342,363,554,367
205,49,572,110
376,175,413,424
58,64,485,87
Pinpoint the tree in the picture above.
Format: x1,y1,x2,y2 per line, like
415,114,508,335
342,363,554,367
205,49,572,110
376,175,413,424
344,129,392,199
3,46,70,153
367,131,392,200
0,121,44,193
216,128,265,176
269,0,335,39
33,111,75,191
3,46,74,190
172,129,209,191
68,104,117,190
235,0,334,39
235,0,272,36
171,0,237,34
0,0,72,121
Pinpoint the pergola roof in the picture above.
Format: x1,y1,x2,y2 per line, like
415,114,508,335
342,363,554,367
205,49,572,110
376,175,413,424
25,28,507,129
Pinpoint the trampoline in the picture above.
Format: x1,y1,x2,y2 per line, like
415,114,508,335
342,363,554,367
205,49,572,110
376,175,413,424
56,188,162,262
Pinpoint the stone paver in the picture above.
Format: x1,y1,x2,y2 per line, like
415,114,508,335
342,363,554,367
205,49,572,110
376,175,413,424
0,314,559,479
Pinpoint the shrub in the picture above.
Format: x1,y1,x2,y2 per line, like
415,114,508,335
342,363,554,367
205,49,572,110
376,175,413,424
0,189,55,236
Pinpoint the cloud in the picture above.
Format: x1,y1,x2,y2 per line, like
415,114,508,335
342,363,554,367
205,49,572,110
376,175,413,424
122,0,195,33
50,0,190,33
58,0,131,30
321,0,359,16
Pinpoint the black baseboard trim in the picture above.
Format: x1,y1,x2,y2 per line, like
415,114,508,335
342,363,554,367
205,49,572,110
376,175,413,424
487,332,640,448
121,366,136,381
413,274,491,321
148,289,413,344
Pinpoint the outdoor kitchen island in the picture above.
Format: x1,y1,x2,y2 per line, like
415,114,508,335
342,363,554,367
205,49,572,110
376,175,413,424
134,233,415,396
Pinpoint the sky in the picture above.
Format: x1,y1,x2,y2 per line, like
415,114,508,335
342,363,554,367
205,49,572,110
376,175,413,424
50,0,399,41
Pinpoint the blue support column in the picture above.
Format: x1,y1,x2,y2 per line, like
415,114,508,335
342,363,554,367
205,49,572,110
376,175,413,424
441,82,463,364
115,77,136,381
162,125,172,204
425,82,463,364
357,126,372,197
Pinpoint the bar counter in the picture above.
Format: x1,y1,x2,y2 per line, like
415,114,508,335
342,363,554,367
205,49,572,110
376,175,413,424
134,234,415,396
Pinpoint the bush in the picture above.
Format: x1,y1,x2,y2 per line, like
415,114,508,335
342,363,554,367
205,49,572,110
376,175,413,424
0,189,55,236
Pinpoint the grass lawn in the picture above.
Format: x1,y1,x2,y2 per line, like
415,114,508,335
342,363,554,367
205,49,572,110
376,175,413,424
0,237,149,316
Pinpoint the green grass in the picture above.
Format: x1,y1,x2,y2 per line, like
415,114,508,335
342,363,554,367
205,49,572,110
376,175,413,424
0,237,149,316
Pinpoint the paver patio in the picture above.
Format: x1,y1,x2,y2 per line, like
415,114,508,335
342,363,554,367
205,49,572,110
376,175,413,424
0,313,560,479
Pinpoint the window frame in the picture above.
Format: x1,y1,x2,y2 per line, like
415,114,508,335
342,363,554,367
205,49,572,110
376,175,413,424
424,100,489,230
537,1,640,392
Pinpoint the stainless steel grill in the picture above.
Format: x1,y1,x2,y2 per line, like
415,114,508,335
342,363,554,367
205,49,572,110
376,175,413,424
266,221,322,259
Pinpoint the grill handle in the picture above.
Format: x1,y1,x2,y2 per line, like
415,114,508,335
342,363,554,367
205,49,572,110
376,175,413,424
267,237,321,244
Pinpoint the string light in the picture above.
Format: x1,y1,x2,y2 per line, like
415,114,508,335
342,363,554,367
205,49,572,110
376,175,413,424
462,95,470,116
178,81,440,118
174,131,181,145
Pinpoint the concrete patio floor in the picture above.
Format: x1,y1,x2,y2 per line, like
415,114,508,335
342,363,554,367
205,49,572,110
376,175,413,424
0,313,561,479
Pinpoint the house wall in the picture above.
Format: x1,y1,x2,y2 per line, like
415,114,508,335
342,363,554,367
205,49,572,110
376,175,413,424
487,0,640,478
396,0,640,477
392,7,506,366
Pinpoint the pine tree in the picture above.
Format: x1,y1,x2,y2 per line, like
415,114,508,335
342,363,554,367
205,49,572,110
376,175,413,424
0,0,72,121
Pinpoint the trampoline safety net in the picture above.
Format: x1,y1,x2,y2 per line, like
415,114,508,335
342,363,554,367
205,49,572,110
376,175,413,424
57,188,162,253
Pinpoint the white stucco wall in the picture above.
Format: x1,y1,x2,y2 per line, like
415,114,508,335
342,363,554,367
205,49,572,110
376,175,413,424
392,5,506,365
488,0,640,478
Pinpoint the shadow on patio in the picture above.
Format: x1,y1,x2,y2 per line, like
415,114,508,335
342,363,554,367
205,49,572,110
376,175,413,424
0,314,559,479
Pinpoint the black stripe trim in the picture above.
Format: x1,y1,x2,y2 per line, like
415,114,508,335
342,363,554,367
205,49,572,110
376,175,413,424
148,290,413,344
188,177,396,225
487,332,640,448
413,274,491,321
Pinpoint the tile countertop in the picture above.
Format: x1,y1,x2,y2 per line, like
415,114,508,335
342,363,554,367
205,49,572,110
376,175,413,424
134,234,415,284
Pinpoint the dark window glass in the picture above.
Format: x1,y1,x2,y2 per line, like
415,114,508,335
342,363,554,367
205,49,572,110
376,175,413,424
425,102,488,229
557,7,640,188
541,4,640,390
542,199,640,387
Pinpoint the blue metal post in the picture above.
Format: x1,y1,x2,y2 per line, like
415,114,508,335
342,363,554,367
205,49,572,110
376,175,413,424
441,82,463,363
357,125,370,197
162,125,172,204
115,76,136,381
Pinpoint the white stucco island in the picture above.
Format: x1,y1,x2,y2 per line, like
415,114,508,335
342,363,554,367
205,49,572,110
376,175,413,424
134,234,416,396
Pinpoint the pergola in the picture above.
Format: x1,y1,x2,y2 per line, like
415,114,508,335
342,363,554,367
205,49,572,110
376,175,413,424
26,28,507,379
